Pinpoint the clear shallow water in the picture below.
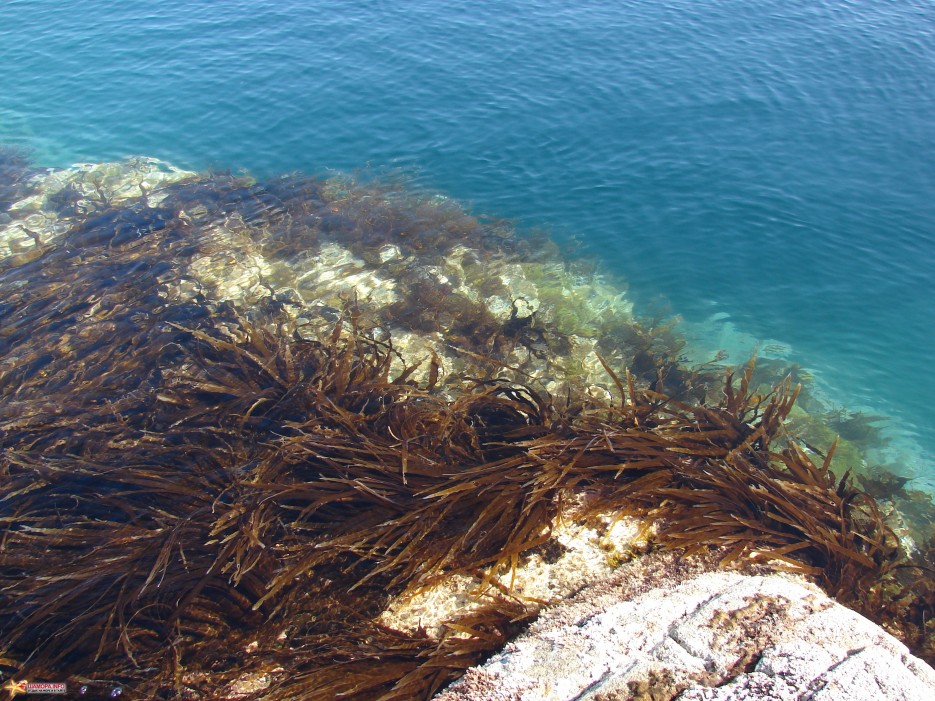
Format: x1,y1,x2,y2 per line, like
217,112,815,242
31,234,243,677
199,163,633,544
1,0,933,483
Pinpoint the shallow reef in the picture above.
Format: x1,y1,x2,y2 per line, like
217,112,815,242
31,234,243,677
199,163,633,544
0,150,933,699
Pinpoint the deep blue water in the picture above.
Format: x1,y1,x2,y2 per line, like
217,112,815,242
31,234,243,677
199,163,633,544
1,0,933,483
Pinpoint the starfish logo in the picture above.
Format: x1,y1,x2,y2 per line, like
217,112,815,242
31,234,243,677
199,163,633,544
2,679,27,698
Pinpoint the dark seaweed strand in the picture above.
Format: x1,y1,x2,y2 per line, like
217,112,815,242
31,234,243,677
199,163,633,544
0,167,931,700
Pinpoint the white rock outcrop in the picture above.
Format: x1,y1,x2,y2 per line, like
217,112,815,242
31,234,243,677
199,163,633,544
434,553,935,701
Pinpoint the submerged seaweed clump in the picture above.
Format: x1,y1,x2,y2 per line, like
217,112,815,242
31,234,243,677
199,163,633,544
0,154,932,699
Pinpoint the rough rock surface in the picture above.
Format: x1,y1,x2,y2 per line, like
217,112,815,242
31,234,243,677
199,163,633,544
433,552,935,701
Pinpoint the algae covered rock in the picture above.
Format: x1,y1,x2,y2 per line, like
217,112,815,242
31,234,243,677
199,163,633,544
0,155,662,401
0,156,196,259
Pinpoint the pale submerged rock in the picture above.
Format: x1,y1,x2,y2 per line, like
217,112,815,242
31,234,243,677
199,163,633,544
499,264,540,316
186,218,274,305
379,243,402,262
0,157,196,260
381,328,457,386
484,294,515,322
295,242,398,308
380,514,646,640
512,296,538,320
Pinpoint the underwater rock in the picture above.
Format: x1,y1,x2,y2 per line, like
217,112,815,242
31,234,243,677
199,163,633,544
0,157,196,259
434,552,935,701
0,156,653,398
380,513,648,639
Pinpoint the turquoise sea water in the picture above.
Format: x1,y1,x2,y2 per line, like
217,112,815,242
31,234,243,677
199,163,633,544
1,0,933,484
